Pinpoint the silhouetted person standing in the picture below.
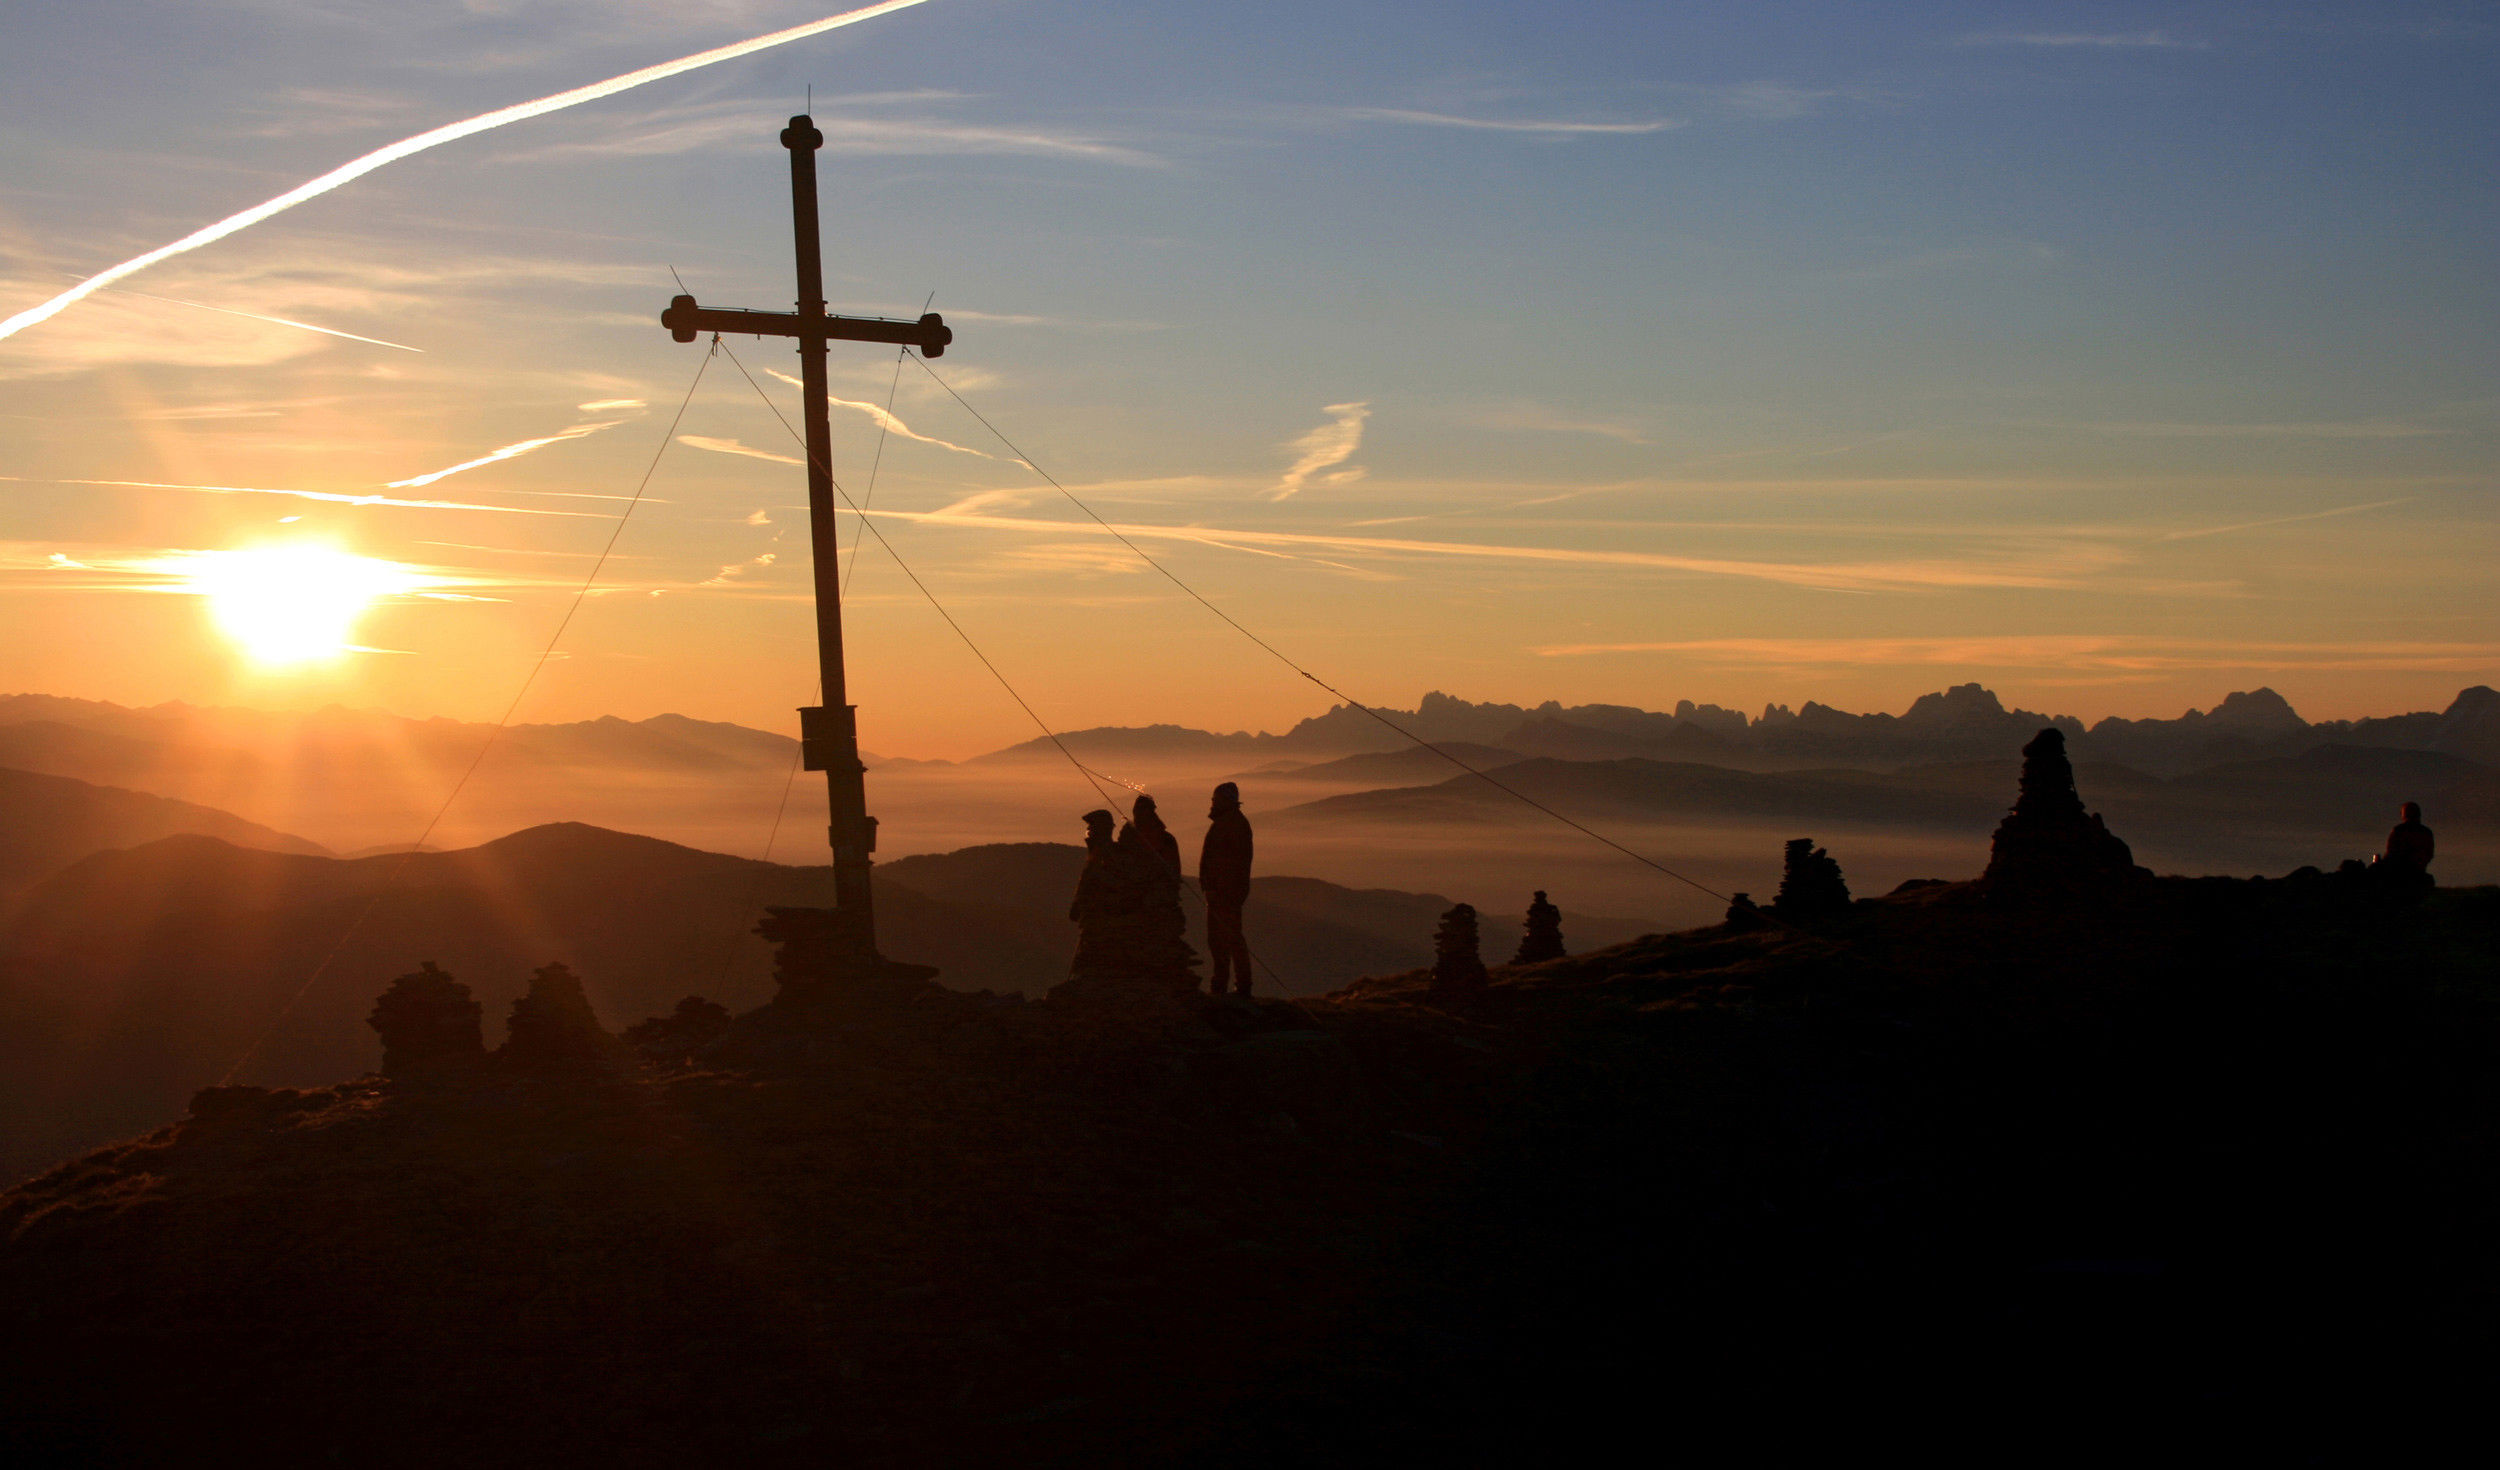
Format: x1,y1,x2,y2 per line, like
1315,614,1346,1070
2380,800,2435,879
1200,782,1255,995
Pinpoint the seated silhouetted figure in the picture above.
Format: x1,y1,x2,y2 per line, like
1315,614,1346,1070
1513,891,1566,964
1770,839,1851,923
367,961,483,1076
623,996,733,1062
1983,727,2141,902
2381,801,2435,876
2369,800,2436,901
1432,903,1488,994
499,961,618,1069
1724,891,1765,931
1066,805,1200,995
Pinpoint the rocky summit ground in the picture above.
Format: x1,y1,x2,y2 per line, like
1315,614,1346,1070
3,874,2496,1465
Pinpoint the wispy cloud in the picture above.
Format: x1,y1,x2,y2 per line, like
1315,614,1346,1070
512,102,1160,166
2090,419,2449,439
680,434,804,467
1271,401,1372,500
1532,635,2500,674
0,476,597,517
1474,403,1649,444
877,501,2120,593
1958,31,2208,49
700,552,777,586
388,418,625,488
2157,498,2413,542
761,367,995,457
1350,108,1680,135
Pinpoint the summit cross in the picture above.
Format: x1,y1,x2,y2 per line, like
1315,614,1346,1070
657,113,954,975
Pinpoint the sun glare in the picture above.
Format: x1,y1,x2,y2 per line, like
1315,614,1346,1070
180,545,420,666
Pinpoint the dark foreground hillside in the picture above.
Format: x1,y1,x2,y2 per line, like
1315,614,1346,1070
3,876,2495,1464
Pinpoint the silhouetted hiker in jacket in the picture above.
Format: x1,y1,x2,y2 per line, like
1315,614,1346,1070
1200,782,1255,995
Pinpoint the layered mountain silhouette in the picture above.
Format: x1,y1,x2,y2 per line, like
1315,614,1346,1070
951,682,2500,775
0,765,327,902
1268,741,2492,863
0,814,1638,1182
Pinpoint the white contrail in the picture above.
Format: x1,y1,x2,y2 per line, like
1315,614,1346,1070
0,0,937,345
388,419,623,488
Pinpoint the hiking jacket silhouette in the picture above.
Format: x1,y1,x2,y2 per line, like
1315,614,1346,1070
1199,808,1254,906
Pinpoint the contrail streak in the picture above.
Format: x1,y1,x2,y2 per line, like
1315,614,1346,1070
0,0,936,345
104,285,423,352
0,475,598,516
389,420,622,488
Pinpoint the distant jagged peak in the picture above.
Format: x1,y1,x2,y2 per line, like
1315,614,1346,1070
2444,685,2500,720
1900,682,2007,724
2204,687,2306,730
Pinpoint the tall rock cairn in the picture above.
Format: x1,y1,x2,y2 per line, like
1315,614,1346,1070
367,961,484,1076
1512,891,1566,964
1984,727,2141,900
1432,903,1489,994
1771,839,1852,922
499,961,619,1068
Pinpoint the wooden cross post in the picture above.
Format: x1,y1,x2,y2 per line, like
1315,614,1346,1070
659,114,953,980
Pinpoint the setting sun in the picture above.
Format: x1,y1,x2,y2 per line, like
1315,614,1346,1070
178,545,420,666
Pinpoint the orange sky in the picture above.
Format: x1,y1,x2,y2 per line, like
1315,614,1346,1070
3,2,2493,759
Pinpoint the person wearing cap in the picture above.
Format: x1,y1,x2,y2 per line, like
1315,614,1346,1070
1199,782,1255,995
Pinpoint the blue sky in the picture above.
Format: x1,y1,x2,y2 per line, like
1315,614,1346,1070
1,1,2493,755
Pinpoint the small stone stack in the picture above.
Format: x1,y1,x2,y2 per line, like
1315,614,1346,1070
1984,727,2142,901
499,962,619,1068
1512,891,1566,964
623,997,734,1062
1431,903,1488,994
366,961,484,1076
1771,839,1852,922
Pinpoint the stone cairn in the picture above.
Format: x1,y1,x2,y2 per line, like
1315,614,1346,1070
1723,892,1764,930
623,997,734,1062
366,961,484,1076
1058,809,1201,1001
1431,903,1489,994
1770,839,1852,922
1512,891,1566,964
1983,727,2141,901
499,961,618,1069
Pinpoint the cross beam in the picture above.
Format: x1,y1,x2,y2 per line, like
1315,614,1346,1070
661,300,952,355
656,113,956,975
